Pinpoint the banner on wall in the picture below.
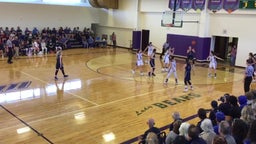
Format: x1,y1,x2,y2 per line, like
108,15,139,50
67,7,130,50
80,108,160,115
181,0,193,11
193,0,206,11
208,0,223,12
168,0,181,10
223,0,239,13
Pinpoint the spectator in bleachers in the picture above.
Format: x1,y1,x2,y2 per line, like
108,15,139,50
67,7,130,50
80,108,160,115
196,108,207,133
169,111,182,131
208,100,219,126
226,95,241,122
213,111,225,135
140,118,161,144
246,120,256,144
238,95,247,111
219,121,236,144
212,135,227,144
32,27,39,37
231,118,248,144
173,122,190,144
145,132,159,144
166,119,182,144
187,124,206,144
240,104,254,126
40,39,48,55
199,118,216,144
218,94,231,116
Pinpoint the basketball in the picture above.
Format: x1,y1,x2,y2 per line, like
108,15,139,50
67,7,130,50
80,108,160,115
191,40,196,45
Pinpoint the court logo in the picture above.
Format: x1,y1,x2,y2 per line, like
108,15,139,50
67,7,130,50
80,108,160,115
0,81,32,93
136,93,201,116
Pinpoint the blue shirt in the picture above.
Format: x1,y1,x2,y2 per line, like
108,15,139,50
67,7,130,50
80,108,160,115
245,65,254,77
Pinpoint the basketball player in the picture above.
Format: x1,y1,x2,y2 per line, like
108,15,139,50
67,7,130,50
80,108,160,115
164,56,178,85
207,51,223,78
148,49,156,77
132,49,145,76
187,46,196,66
143,42,154,64
54,47,68,80
163,50,170,72
160,41,170,71
184,58,193,92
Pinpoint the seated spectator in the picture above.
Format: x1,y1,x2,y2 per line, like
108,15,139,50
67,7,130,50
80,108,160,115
166,119,182,144
231,118,248,144
173,122,190,144
219,121,236,144
187,124,207,144
199,118,216,144
169,111,182,131
246,120,256,144
226,95,241,122
218,94,231,116
87,36,95,48
40,39,48,55
197,108,207,133
209,100,219,126
213,111,225,135
212,135,227,144
140,118,161,144
240,104,254,126
145,132,158,144
238,95,247,111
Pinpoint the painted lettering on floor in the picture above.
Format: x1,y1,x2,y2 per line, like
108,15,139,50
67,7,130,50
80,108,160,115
135,93,201,116
0,81,32,93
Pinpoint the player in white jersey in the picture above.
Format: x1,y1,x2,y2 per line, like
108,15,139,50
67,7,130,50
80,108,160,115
132,49,145,76
143,42,154,64
164,56,178,84
163,51,170,72
207,51,223,78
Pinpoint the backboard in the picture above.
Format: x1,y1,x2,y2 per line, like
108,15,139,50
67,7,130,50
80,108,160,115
161,10,184,28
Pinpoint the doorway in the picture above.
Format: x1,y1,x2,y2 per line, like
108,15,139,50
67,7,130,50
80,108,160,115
213,36,238,64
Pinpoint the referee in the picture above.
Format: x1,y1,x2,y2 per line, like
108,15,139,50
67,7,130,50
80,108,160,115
244,59,254,93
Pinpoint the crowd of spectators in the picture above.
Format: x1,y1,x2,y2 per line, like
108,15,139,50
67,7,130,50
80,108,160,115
0,26,95,58
140,90,256,144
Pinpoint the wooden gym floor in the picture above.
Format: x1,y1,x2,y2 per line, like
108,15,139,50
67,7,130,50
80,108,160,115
0,48,250,144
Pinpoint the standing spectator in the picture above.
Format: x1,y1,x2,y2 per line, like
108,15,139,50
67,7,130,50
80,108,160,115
230,44,237,66
6,36,13,64
111,32,116,48
12,36,20,58
244,59,254,93
226,96,241,122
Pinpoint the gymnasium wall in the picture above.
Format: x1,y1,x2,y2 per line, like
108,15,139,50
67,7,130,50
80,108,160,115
97,0,256,67
0,2,99,31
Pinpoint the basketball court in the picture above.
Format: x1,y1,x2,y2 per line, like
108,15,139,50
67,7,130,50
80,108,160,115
0,48,249,143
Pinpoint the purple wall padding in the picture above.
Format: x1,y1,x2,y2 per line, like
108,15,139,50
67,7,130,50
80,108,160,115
132,31,141,50
167,34,211,60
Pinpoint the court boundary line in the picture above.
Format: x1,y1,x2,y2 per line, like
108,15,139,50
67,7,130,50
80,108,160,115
0,104,54,144
19,70,99,106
